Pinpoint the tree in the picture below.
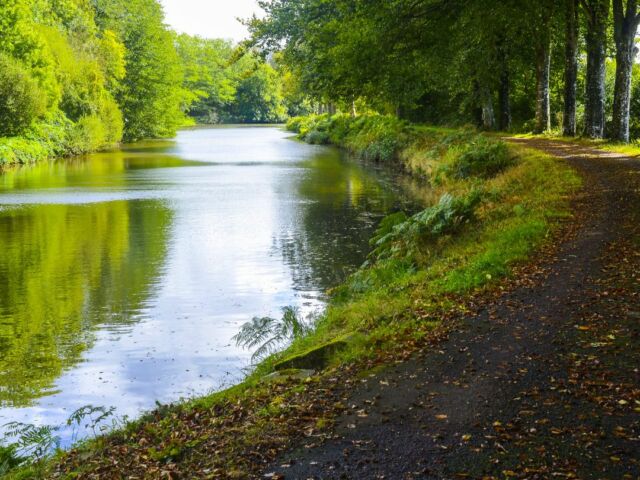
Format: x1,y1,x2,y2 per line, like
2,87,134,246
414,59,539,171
564,0,580,136
228,63,287,123
93,0,187,141
611,0,640,142
0,54,46,136
175,34,238,123
581,0,610,138
534,2,553,133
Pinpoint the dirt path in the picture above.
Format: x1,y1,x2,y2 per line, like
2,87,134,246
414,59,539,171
263,139,640,479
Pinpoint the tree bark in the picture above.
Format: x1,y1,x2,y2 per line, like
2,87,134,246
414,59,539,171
481,86,496,130
582,0,609,139
563,0,579,136
612,0,640,143
535,41,552,133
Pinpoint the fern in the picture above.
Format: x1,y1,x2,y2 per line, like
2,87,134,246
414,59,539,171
369,191,482,263
0,444,25,475
67,405,116,442
233,306,312,363
2,422,60,462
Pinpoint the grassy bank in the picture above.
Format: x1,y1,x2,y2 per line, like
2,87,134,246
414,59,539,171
2,115,581,479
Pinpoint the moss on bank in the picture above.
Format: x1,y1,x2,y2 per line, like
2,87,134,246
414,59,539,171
2,115,581,479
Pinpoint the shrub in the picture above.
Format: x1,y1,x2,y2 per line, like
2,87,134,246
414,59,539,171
293,113,413,163
450,137,514,179
286,116,306,133
0,54,47,137
344,115,412,162
0,137,50,165
369,191,482,263
68,115,108,154
98,94,124,146
305,129,330,145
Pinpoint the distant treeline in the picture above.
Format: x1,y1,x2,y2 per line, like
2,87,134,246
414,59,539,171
0,0,311,164
250,0,640,143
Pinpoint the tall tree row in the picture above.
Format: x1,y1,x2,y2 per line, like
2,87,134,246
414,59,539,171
252,0,640,143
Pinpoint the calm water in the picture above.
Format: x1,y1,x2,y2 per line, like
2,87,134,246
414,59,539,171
0,126,419,444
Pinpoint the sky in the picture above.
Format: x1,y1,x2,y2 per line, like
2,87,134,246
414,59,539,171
160,0,263,42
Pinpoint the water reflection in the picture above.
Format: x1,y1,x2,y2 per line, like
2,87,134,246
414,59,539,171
277,152,408,291
0,126,425,443
0,201,172,407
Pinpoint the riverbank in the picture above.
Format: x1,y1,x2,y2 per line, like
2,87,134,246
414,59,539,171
265,137,640,479
2,116,581,478
0,112,123,167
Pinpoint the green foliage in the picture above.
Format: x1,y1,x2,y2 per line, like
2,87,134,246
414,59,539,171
292,114,413,162
227,63,288,123
176,36,294,125
175,34,238,124
0,137,49,165
94,0,187,141
2,422,60,463
306,129,330,145
435,136,516,182
233,306,312,362
250,0,640,140
0,54,46,137
0,405,120,476
370,192,482,263
345,116,411,162
0,444,25,475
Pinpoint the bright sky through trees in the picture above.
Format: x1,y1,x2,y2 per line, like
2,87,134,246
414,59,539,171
160,0,262,41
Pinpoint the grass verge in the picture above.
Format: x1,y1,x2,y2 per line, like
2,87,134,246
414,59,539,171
2,115,581,479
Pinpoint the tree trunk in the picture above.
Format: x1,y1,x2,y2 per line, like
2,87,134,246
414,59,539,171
583,0,609,139
481,86,496,130
498,48,511,131
612,0,640,143
563,0,579,136
535,41,552,133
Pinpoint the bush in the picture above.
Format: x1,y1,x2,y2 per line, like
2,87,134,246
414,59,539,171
369,191,482,263
343,115,411,162
292,113,413,163
98,94,124,146
450,137,514,179
286,116,306,133
305,129,330,145
0,103,123,165
68,115,108,154
0,54,47,137
0,137,50,165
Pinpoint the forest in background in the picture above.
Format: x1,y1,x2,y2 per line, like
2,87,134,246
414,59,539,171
0,0,311,165
249,0,640,143
4,0,640,162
